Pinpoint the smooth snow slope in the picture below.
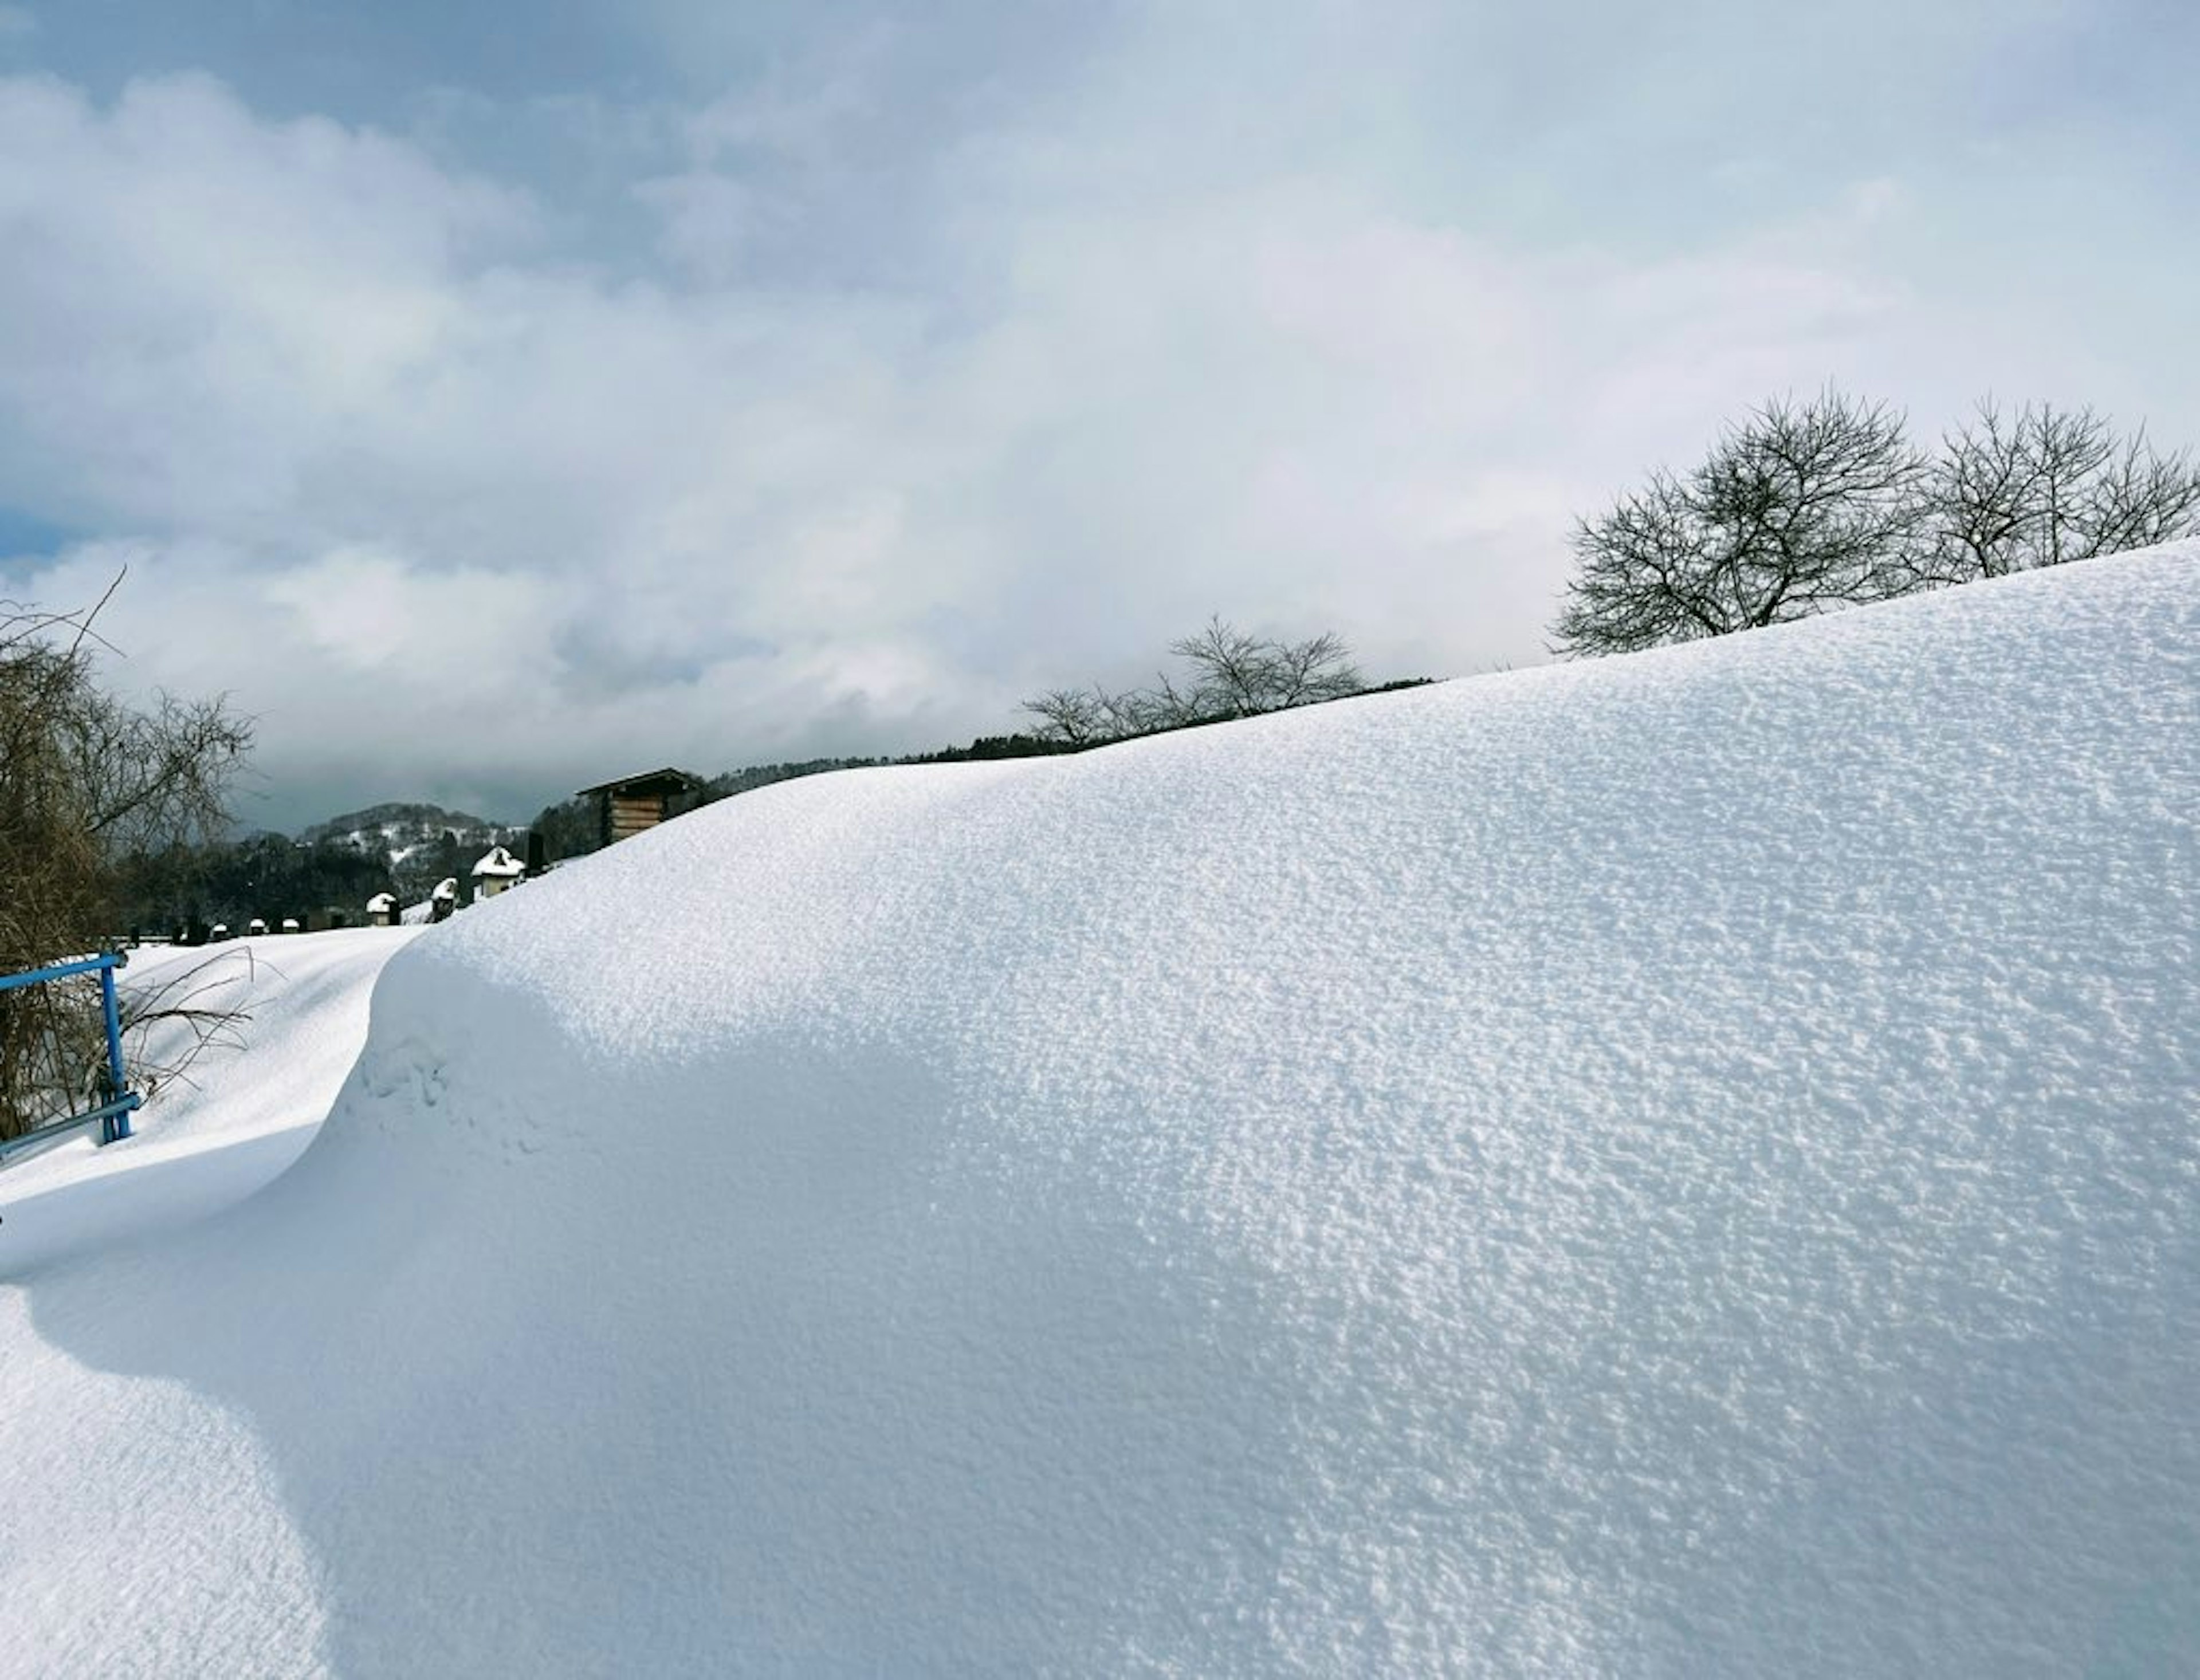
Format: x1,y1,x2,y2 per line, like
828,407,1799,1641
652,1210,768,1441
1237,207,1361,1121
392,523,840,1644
6,546,2198,1675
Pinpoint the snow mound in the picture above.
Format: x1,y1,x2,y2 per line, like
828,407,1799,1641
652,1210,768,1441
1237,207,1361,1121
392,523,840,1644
6,546,2199,1674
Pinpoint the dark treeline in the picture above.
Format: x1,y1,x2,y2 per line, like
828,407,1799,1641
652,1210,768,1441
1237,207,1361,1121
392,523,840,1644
118,833,397,937
115,806,525,937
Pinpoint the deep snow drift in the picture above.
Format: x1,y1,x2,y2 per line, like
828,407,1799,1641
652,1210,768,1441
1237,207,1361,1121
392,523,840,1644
4,546,2197,1675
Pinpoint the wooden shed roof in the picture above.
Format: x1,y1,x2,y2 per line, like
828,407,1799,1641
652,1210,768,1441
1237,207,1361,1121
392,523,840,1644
574,766,705,799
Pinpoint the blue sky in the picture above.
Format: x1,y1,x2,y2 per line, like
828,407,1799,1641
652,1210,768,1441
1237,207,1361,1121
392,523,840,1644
2,1,2194,828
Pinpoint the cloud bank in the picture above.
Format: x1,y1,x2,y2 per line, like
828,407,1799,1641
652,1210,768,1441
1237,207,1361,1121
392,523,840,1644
1,1,2193,826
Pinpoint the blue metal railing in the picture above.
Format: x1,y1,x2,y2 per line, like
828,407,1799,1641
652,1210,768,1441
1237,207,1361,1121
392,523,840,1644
0,949,142,1171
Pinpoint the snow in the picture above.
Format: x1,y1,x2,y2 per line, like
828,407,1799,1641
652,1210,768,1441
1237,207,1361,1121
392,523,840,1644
0,930,419,1276
472,844,524,878
3,545,2197,1674
397,879,459,926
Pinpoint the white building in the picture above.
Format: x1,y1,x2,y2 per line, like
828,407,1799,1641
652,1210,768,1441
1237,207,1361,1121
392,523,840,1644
472,845,525,899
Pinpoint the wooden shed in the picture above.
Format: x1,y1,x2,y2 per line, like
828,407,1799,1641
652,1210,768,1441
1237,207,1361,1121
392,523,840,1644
577,768,705,848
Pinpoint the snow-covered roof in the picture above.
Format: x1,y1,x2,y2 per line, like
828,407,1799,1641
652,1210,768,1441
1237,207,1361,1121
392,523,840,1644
430,877,458,900
5,542,2198,1674
367,892,396,912
471,845,524,879
575,765,702,798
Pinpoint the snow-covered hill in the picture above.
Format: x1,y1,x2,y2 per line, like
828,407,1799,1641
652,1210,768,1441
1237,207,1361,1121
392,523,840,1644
296,800,519,882
4,545,2197,1675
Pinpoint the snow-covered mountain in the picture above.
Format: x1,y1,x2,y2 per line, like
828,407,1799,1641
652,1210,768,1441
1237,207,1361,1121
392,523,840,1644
297,800,517,859
4,542,2196,1674
295,801,522,895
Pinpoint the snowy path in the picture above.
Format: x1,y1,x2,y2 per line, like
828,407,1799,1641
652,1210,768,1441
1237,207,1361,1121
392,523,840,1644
0,928,419,1278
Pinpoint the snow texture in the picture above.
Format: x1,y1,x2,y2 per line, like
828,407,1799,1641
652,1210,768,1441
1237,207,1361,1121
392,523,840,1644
3,545,2197,1675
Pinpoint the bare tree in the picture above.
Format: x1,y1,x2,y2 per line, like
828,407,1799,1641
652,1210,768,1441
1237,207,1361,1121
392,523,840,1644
1916,401,2200,585
1019,687,1110,747
117,946,262,1101
1168,619,1273,717
1554,390,1929,657
1139,667,1207,731
1017,681,1170,743
1258,630,1364,709
1169,617,1363,716
1,581,252,1138
1556,390,2200,659
1021,620,1368,745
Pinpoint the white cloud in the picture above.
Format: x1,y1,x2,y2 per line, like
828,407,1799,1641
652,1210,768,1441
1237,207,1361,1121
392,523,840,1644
633,169,762,281
0,74,533,538
1,9,2193,827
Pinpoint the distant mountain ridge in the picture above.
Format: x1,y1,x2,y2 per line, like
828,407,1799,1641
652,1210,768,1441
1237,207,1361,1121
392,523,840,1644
297,802,512,847
297,802,522,899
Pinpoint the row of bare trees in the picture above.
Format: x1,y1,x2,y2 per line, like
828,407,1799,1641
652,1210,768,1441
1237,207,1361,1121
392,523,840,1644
1,583,252,1138
1554,395,2200,656
1022,618,1367,747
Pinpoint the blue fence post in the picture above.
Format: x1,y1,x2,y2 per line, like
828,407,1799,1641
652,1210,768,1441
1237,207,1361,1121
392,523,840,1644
100,954,131,1143
0,950,143,1170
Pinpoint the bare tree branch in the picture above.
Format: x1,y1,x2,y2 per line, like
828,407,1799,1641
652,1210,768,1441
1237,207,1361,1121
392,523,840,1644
1019,620,1369,745
1554,388,2196,658
1,582,253,1137
1916,401,2200,584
